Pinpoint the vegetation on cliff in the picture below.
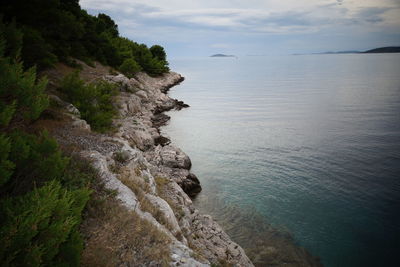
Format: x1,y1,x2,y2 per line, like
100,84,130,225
0,0,169,76
0,0,171,265
59,71,118,132
0,36,94,264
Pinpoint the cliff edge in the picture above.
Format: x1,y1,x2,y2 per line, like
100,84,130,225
43,61,254,266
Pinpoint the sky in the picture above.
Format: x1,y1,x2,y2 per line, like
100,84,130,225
80,0,400,58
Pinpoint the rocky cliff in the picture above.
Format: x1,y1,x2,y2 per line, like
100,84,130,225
45,62,254,266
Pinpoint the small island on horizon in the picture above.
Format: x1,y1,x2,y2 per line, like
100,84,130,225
323,46,399,55
362,46,400,53
210,54,236,57
293,46,400,56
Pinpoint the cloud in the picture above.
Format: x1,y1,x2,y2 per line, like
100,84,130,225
211,43,231,48
81,0,399,34
80,0,400,56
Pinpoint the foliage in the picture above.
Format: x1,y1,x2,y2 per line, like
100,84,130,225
150,45,167,61
21,26,58,69
134,44,169,76
0,180,90,266
0,18,22,59
0,130,93,266
0,134,14,187
60,71,118,132
0,34,93,266
119,58,142,78
0,27,49,124
0,1,170,75
5,131,69,194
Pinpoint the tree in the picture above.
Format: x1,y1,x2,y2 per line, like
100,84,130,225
119,58,141,78
0,24,49,124
97,13,118,38
150,45,167,61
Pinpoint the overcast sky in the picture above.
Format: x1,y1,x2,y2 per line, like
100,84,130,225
81,0,400,58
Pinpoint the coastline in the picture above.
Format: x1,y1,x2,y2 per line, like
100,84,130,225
46,61,254,266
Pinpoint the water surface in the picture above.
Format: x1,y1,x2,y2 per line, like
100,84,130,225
163,54,400,266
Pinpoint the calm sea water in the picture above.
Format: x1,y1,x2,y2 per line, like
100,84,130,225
163,54,400,267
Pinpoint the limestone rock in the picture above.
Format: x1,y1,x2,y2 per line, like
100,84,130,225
160,145,192,169
80,150,139,210
145,194,184,240
54,71,254,266
71,118,91,131
49,94,81,117
179,173,202,197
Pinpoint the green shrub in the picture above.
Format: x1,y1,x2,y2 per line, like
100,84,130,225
0,36,49,123
119,57,141,78
61,154,98,190
0,18,23,60
1,2,170,75
60,71,118,132
0,134,14,186
0,32,94,267
6,131,69,194
135,45,169,76
0,180,90,266
150,45,167,61
0,131,95,266
21,26,58,69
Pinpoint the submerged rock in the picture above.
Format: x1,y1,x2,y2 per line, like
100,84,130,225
179,173,202,197
154,135,171,146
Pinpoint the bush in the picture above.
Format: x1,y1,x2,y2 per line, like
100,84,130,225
150,45,167,61
0,32,93,267
60,71,118,132
0,134,14,186
119,58,141,78
0,131,95,266
0,180,90,266
5,131,69,194
0,131,94,266
0,32,49,123
21,26,58,69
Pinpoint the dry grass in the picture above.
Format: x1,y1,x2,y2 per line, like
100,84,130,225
118,173,179,236
154,175,169,192
80,183,171,267
154,176,186,221
119,171,151,195
187,239,208,263
41,60,114,87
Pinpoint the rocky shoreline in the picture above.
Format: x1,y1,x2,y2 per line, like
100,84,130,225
47,62,254,266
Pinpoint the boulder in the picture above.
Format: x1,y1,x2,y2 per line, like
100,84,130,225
178,173,202,197
49,94,81,117
160,145,192,170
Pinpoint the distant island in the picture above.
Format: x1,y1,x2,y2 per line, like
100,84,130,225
295,46,400,56
211,54,236,57
362,47,400,53
313,50,360,54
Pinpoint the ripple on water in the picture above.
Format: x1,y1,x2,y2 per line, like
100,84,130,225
165,54,400,267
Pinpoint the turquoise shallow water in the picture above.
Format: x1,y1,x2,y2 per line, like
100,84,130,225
163,54,400,266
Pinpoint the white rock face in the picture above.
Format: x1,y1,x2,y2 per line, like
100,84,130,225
49,94,81,117
145,193,184,240
57,71,254,266
80,150,139,210
159,145,192,169
70,118,91,131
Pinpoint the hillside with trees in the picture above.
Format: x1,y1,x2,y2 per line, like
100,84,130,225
0,0,170,265
0,0,169,75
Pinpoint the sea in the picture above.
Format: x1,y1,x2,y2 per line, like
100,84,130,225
162,54,400,267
